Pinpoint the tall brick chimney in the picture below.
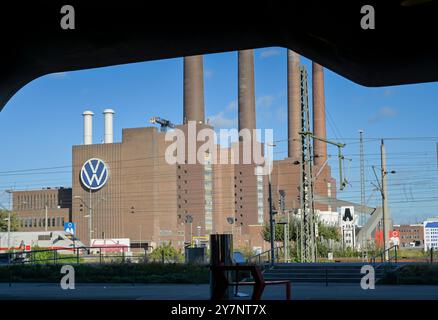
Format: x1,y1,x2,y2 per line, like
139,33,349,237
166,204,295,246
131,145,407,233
238,50,256,132
288,50,301,161
183,55,205,124
312,62,327,166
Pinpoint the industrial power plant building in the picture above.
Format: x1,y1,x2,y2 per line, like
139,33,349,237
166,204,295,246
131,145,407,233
12,187,72,231
12,50,337,253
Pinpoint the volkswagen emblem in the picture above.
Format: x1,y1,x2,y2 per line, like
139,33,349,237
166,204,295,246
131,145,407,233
80,158,109,190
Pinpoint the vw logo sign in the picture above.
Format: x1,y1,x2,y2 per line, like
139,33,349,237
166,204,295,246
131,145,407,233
80,158,109,190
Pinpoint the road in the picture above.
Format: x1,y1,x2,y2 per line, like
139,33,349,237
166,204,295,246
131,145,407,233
0,282,438,300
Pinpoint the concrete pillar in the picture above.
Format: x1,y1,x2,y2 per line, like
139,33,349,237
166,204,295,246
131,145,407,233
83,110,94,145
183,55,205,124
210,234,233,299
238,50,256,132
103,109,114,144
288,50,301,160
312,62,327,166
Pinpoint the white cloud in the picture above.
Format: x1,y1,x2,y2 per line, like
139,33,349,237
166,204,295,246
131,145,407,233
207,100,238,128
208,111,237,129
260,49,281,59
257,95,275,108
368,106,397,123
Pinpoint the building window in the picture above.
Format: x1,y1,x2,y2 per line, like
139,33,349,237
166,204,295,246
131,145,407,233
204,151,213,232
255,166,265,224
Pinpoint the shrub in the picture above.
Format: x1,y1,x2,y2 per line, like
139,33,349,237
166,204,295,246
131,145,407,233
0,263,209,284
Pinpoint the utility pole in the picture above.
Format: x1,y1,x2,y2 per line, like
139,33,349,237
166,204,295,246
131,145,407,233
5,189,12,251
279,190,288,262
89,188,92,247
381,139,390,260
268,146,276,265
359,130,366,227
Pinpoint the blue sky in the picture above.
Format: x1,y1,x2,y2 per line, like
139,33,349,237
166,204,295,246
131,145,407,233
1,46,438,224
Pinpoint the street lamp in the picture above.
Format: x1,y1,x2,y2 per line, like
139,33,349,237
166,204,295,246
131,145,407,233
74,195,105,246
267,143,276,265
5,189,13,251
44,202,49,232
185,215,193,247
226,217,235,236
279,190,289,263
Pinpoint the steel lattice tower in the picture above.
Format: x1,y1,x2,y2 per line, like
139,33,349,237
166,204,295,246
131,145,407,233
299,65,316,262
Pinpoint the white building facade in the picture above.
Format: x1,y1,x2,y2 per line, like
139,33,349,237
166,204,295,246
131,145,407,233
424,220,438,251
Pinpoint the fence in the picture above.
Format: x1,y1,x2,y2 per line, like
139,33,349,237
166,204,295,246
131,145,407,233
3,245,151,265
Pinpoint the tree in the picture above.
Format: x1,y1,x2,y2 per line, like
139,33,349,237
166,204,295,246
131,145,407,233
317,222,340,242
261,217,341,256
0,209,19,232
261,216,301,242
149,242,184,263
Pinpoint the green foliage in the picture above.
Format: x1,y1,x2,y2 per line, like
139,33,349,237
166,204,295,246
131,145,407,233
0,263,209,284
262,217,340,243
30,246,54,263
237,245,256,260
317,223,340,242
149,242,184,263
261,217,300,242
398,249,430,259
317,242,330,258
261,216,344,262
378,264,438,285
0,209,19,232
333,247,361,258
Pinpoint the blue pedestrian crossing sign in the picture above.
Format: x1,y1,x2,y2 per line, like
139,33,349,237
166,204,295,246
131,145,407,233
64,222,76,235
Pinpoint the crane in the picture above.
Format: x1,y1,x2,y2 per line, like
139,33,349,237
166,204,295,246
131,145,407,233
149,116,175,132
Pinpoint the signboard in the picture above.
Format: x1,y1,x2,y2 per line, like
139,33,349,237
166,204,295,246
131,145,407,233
64,222,76,235
80,158,109,190
375,230,400,247
389,230,400,246
340,206,355,226
340,206,355,248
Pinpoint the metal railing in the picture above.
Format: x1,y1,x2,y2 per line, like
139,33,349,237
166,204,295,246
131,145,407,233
246,246,284,266
370,245,398,264
3,245,151,265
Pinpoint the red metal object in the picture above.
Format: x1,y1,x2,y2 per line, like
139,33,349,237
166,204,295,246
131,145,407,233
210,264,291,300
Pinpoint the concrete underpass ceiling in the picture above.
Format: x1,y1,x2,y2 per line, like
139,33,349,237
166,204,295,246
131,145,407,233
1,1,437,110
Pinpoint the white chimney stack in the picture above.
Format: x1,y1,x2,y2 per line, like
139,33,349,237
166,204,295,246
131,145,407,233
83,110,94,145
103,109,115,144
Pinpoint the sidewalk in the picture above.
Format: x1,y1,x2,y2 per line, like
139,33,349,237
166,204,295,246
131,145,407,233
0,282,438,300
